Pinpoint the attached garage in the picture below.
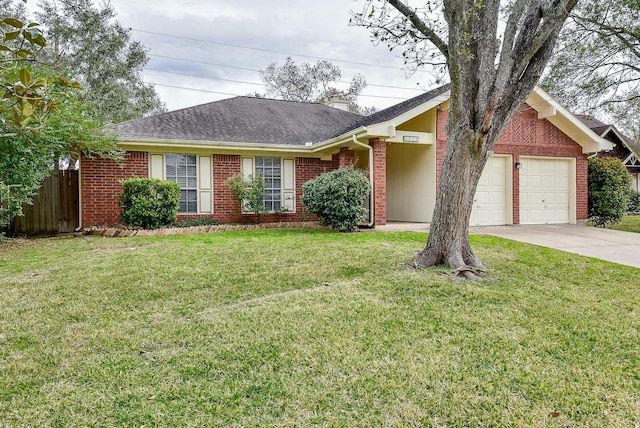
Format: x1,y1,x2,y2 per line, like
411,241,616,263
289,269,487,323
470,155,512,226
519,157,575,224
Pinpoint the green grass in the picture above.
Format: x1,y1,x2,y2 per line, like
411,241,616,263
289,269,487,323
607,215,640,233
1,230,639,426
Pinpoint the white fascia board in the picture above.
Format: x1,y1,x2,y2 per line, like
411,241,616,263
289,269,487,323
528,87,614,154
118,138,319,154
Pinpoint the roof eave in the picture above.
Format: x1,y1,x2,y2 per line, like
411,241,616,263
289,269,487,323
528,87,615,154
118,138,318,153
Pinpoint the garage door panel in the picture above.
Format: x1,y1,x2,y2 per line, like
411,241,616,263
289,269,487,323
475,191,490,205
471,156,509,226
520,158,571,225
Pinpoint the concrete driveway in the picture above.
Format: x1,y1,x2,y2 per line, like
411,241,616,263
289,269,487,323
376,222,640,269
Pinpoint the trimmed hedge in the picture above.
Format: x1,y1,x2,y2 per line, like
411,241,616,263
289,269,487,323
120,178,181,229
302,167,370,232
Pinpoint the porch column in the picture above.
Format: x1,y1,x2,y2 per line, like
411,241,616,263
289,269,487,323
370,138,387,226
338,147,355,168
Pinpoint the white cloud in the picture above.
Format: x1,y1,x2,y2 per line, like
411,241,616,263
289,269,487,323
40,0,442,112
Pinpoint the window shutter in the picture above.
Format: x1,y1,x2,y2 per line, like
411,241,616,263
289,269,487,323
282,158,295,212
149,154,164,179
241,157,254,178
198,155,212,213
240,157,255,212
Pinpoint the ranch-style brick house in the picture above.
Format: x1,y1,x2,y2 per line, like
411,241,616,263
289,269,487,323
80,85,613,228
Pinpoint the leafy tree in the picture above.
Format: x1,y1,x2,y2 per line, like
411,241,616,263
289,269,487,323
0,134,55,227
353,0,577,279
588,157,632,227
1,4,121,227
260,57,368,113
225,173,267,223
35,0,165,123
543,0,640,138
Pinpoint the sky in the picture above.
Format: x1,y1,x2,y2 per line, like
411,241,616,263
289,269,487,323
83,0,441,113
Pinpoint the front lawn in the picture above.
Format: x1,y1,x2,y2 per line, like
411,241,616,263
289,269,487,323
1,230,638,426
607,215,640,233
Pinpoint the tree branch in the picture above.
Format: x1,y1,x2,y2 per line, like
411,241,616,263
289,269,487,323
386,0,450,60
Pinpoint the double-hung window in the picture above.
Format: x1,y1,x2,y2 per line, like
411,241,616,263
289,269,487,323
166,153,198,213
242,156,295,213
255,157,282,212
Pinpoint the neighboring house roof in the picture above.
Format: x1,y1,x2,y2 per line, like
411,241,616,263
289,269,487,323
117,96,362,146
579,116,640,158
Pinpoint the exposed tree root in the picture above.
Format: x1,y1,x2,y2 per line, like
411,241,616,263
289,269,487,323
447,265,488,281
409,246,488,280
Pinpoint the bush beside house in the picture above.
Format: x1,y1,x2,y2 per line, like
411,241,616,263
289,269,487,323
225,173,267,223
628,190,640,213
302,167,371,232
120,178,181,229
588,157,633,227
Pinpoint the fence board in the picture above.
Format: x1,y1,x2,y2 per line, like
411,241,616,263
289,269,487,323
4,170,79,236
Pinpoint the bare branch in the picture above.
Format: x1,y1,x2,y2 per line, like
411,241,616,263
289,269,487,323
385,0,449,60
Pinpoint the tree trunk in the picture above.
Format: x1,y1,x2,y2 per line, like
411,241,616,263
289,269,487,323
413,108,491,280
357,0,580,279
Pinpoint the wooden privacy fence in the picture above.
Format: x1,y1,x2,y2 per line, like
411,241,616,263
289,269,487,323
5,169,79,236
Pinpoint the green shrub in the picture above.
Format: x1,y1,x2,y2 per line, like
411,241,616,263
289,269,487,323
225,173,267,222
302,167,370,232
120,178,181,229
588,157,633,227
628,190,640,213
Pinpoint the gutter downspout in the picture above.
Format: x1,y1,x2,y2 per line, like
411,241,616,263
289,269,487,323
352,134,375,228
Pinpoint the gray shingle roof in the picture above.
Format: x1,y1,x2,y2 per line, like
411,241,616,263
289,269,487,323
331,84,451,138
116,85,452,147
579,116,640,158
116,96,363,145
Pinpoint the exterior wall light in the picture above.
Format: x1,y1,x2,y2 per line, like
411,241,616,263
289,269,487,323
515,161,522,169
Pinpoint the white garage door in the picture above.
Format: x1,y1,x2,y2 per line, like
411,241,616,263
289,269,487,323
520,158,571,224
470,156,508,226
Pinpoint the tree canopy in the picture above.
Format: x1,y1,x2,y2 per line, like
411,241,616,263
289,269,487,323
543,0,640,138
35,0,165,123
259,57,370,113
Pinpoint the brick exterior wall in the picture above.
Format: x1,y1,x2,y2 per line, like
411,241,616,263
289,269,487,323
370,138,387,226
81,151,149,226
338,147,355,168
295,156,340,221
436,105,590,223
210,154,241,223
80,151,341,227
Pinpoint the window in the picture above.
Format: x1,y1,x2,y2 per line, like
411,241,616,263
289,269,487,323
166,153,198,213
255,157,282,212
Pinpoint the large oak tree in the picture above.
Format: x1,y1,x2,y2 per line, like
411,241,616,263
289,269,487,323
353,0,577,279
35,0,165,123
